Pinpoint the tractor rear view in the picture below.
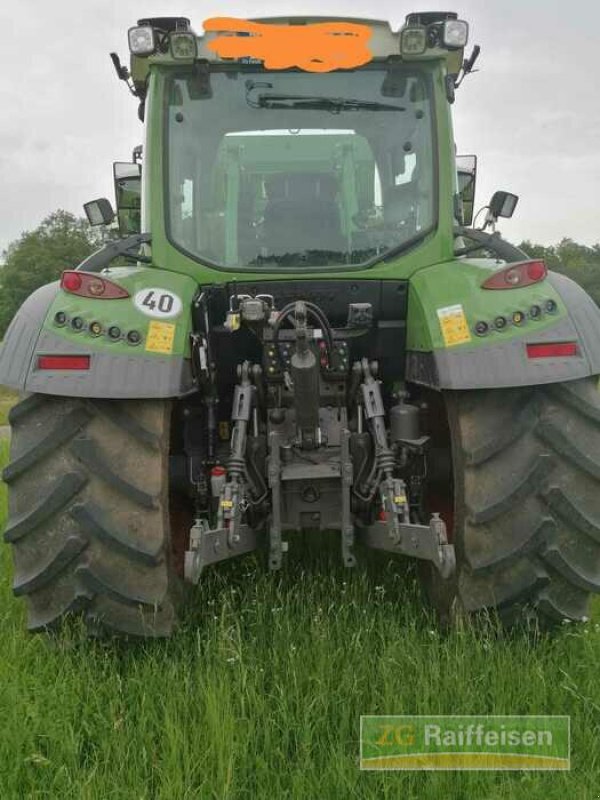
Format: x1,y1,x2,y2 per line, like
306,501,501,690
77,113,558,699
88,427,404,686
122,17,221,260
2,13,600,637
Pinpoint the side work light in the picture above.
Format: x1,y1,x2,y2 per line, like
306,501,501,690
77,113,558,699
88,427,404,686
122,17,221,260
400,26,427,56
443,19,469,49
128,26,156,56
170,31,197,60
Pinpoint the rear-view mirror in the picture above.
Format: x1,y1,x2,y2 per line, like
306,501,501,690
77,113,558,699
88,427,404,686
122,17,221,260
83,198,115,227
489,190,519,220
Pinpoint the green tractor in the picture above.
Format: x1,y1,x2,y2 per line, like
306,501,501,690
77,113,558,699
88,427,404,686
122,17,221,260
2,13,600,637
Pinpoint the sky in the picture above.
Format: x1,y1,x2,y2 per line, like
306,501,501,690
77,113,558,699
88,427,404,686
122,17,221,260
0,0,598,255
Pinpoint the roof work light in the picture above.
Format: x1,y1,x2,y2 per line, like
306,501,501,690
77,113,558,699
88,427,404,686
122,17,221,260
443,19,469,49
170,31,198,60
400,26,427,56
128,26,156,56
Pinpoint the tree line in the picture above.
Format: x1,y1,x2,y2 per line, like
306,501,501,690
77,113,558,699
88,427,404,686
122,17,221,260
0,210,598,337
519,238,600,303
0,212,102,336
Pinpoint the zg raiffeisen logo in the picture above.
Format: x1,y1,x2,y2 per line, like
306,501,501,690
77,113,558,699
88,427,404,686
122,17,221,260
360,715,570,770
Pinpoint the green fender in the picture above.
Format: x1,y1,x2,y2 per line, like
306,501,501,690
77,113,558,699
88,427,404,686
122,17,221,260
0,267,198,398
405,260,600,389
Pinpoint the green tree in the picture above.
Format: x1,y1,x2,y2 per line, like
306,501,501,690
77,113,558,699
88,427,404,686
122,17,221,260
0,210,101,336
518,240,561,268
519,238,600,306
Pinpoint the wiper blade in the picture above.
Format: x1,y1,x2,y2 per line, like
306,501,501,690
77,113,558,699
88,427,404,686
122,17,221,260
254,94,405,112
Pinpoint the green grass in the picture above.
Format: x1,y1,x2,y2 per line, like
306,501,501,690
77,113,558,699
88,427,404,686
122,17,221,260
0,386,18,426
0,437,599,799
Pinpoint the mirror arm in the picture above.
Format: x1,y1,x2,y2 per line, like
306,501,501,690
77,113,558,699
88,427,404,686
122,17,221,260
76,233,152,273
454,227,529,262
110,52,139,98
455,44,481,88
482,207,497,232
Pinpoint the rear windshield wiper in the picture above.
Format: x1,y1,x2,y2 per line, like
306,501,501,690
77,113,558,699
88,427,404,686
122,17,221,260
253,94,405,113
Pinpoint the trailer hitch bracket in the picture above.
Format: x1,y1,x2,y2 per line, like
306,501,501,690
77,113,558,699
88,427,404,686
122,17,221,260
359,512,456,579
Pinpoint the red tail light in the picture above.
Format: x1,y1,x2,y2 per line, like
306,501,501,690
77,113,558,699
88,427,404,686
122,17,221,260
482,260,547,290
61,271,129,299
526,342,578,359
38,355,91,370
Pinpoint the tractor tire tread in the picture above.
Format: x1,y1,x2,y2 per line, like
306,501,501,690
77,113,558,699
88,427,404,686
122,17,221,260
4,472,88,543
446,377,600,626
70,437,158,508
3,406,92,483
4,395,178,637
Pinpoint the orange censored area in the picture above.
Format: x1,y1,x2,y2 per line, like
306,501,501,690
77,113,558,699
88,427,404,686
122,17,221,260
203,18,373,72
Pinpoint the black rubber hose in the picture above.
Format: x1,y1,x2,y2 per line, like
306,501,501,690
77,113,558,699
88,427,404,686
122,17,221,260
272,302,334,367
304,302,335,352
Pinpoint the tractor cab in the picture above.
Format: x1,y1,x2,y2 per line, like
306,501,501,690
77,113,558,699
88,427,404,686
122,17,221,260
116,13,473,278
165,71,434,270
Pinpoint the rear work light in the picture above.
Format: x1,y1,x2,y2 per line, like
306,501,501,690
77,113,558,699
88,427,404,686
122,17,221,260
38,355,91,370
170,31,197,59
482,260,547,290
526,342,578,359
400,26,427,55
61,271,130,299
128,25,156,56
443,19,469,49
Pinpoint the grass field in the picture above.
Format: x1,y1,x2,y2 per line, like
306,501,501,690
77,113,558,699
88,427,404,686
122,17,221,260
0,387,19,426
0,436,599,799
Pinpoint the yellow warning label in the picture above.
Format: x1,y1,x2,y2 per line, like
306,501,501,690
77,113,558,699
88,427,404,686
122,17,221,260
436,304,472,347
220,500,233,509
394,495,407,505
145,321,176,354
226,312,241,331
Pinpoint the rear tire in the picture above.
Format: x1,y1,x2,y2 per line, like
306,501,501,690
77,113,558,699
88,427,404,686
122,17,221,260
3,394,179,637
425,378,600,627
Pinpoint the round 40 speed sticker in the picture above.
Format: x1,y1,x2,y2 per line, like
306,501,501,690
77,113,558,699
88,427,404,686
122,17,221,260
133,288,183,319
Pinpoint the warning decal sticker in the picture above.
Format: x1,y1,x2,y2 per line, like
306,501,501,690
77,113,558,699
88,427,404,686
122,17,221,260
436,304,472,347
145,321,176,354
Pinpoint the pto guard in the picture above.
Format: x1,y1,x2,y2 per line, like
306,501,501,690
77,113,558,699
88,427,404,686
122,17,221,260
0,267,197,398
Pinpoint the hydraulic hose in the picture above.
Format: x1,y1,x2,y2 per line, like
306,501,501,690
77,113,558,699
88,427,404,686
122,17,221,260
272,301,334,367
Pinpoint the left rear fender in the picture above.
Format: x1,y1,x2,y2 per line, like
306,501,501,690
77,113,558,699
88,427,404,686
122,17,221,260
0,267,198,398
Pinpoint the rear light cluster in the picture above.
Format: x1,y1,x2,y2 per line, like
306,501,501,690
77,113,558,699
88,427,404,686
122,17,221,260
473,299,558,336
53,311,142,346
61,271,130,299
38,355,90,371
481,260,547,290
526,342,578,359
